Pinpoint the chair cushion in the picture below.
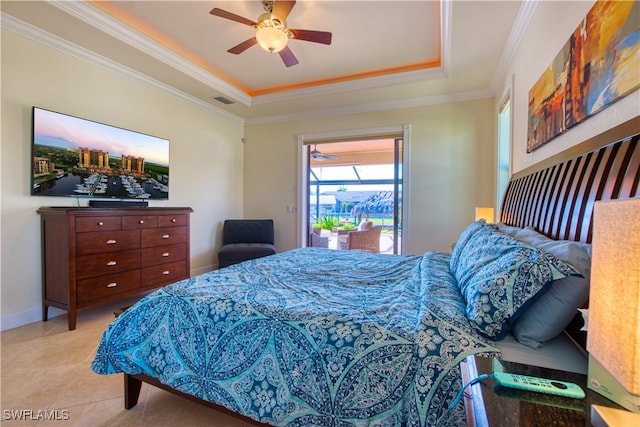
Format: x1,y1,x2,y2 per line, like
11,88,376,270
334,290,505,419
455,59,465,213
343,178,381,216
357,221,373,231
223,219,274,245
218,243,276,263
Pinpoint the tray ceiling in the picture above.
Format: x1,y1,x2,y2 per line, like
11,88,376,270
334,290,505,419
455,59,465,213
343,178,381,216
1,1,529,123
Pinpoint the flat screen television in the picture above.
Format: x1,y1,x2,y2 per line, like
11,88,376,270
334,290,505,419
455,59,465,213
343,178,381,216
31,107,169,200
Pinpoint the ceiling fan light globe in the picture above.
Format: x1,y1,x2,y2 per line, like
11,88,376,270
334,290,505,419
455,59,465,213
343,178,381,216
256,27,288,53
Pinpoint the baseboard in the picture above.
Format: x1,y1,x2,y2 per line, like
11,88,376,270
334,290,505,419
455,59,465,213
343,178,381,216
0,306,64,331
1,267,213,331
191,265,215,276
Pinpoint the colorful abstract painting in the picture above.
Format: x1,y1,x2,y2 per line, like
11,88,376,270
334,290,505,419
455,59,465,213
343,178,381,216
527,1,639,152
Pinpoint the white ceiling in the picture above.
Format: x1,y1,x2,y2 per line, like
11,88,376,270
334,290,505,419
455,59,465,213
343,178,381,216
1,0,532,124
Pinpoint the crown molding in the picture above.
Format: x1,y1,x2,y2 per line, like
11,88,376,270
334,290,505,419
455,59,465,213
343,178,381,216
3,0,520,127
48,0,453,109
1,12,245,124
49,0,252,107
245,88,493,125
251,66,447,106
489,0,538,93
440,0,452,78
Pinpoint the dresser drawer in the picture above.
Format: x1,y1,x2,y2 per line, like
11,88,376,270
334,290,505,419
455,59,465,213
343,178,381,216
141,243,187,268
141,226,187,248
76,250,140,279
76,230,140,255
122,215,158,229
158,214,188,227
76,216,121,232
77,269,141,305
141,260,188,288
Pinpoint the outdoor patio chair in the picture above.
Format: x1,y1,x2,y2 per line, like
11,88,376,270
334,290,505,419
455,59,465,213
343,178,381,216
338,221,373,250
345,225,382,253
309,230,329,248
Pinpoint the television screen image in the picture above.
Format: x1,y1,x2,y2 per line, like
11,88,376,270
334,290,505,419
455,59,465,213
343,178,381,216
31,107,169,200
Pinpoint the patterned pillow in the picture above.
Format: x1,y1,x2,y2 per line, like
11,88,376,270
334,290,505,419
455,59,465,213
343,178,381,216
453,227,581,339
449,220,496,273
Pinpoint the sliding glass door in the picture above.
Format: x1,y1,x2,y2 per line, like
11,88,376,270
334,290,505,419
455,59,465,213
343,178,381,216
304,137,403,254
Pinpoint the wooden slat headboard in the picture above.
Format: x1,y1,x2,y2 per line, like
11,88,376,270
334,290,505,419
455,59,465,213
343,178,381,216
500,117,640,243
499,117,639,350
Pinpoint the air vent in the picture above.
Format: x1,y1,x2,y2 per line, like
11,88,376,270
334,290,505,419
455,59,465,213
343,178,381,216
212,96,235,105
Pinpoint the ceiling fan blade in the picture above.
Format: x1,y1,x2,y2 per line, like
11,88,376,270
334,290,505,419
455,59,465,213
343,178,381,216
312,153,338,161
228,37,258,55
279,45,299,67
272,1,296,21
310,146,339,160
289,29,332,45
209,8,257,27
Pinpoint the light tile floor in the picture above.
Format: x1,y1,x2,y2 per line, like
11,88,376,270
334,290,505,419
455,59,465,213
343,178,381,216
1,297,262,427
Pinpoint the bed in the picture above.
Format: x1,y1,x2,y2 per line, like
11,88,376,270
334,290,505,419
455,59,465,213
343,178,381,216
91,117,639,426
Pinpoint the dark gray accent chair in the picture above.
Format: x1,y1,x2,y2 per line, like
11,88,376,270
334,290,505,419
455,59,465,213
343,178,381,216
218,219,276,268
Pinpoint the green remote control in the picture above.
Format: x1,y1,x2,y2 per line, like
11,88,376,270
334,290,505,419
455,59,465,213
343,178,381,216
493,372,585,399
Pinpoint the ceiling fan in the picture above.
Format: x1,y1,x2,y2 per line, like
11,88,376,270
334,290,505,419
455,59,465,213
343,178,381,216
310,145,339,161
210,1,332,67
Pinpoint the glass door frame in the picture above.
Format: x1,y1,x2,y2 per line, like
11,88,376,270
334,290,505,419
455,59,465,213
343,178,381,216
297,125,411,253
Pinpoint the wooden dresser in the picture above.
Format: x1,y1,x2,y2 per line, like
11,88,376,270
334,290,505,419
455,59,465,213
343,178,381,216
37,207,193,330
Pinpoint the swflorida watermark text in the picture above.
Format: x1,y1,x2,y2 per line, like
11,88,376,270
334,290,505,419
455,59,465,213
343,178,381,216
3,409,70,421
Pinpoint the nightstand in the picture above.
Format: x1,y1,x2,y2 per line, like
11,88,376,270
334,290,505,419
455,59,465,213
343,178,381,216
460,355,624,427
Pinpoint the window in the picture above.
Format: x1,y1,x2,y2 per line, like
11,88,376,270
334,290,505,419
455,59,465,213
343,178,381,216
497,94,511,211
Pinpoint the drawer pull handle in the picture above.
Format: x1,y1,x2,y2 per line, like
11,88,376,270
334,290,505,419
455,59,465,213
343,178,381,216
138,220,144,224
107,282,118,288
97,221,104,226
162,234,170,239
162,271,170,275
106,239,117,244
106,261,117,266
171,218,177,223
162,252,170,257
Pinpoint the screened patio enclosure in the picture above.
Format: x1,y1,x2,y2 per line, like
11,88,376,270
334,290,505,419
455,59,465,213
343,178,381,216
306,138,403,254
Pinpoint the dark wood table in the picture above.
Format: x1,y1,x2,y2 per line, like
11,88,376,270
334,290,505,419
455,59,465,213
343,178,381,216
460,355,624,427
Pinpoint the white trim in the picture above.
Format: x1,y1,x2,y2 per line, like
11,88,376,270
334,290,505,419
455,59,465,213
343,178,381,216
50,1,450,109
0,307,64,332
1,13,245,125
489,0,538,93
297,124,410,253
49,1,252,107
400,124,411,255
440,0,452,78
300,125,405,143
246,90,492,125
297,134,308,248
2,1,520,127
252,68,447,106
0,263,211,330
496,74,514,213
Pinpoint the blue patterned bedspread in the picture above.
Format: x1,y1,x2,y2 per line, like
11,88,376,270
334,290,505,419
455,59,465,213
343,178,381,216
92,248,498,426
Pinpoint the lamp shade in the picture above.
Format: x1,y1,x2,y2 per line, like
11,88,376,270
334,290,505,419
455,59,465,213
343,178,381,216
256,26,288,53
475,207,495,223
587,198,640,412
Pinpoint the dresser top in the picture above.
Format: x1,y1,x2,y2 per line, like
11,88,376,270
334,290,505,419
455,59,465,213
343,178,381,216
37,206,193,215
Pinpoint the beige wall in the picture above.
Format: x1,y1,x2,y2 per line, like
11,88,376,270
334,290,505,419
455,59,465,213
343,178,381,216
3,0,638,330
244,0,640,257
244,98,497,255
496,0,639,173
1,30,245,329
